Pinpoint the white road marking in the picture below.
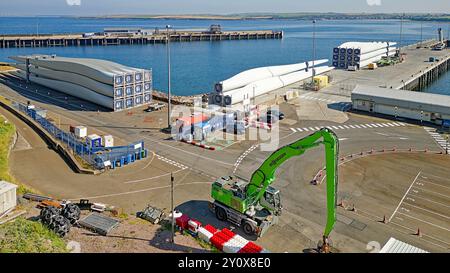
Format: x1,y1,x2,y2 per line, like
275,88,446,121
389,171,422,222
290,128,297,133
297,128,303,132
397,212,450,232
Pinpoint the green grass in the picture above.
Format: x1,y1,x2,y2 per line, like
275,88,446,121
0,217,67,253
0,115,35,195
0,116,15,183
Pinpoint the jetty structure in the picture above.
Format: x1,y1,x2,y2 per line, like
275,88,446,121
9,54,152,111
0,26,283,49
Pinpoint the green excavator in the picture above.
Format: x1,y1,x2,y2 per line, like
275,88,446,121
210,128,339,252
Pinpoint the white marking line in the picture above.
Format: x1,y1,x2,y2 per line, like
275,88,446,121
303,128,309,131
408,193,450,209
403,202,450,220
297,128,303,132
343,125,350,129
388,221,450,249
389,171,422,222
365,124,373,128
412,186,450,199
309,127,315,131
349,125,356,129
359,124,367,128
397,212,450,232
290,128,297,133
417,179,450,190
332,126,339,130
338,126,345,129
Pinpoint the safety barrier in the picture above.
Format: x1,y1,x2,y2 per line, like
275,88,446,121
181,139,216,150
12,102,148,170
175,212,269,253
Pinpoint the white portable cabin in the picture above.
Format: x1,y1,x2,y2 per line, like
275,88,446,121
0,181,18,216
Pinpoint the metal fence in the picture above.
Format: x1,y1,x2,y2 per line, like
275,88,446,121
13,102,148,170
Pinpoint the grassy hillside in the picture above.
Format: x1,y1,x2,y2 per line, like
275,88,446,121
0,115,15,183
0,114,35,194
0,217,67,253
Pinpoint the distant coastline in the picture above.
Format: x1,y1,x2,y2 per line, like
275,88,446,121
80,12,450,22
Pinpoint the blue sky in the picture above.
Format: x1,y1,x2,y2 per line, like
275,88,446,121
0,0,449,16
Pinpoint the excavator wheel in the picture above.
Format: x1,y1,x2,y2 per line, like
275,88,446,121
242,221,255,235
215,207,227,221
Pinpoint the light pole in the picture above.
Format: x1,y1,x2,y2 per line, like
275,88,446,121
399,13,405,55
170,173,175,243
166,25,172,131
312,20,317,81
419,21,423,48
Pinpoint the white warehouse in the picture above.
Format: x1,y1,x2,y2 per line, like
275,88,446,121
352,85,450,126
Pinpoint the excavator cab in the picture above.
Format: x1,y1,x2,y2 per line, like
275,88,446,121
261,186,282,216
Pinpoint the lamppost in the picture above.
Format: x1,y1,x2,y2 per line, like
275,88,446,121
312,20,317,81
166,25,172,131
170,173,175,243
399,13,405,55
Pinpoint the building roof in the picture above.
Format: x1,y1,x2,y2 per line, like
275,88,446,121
352,85,450,116
0,181,18,195
380,237,428,253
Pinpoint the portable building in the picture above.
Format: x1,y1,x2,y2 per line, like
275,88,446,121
0,181,18,216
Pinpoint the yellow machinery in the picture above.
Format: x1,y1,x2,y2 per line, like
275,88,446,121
313,75,329,90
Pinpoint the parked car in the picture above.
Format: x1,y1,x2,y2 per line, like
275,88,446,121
266,109,285,120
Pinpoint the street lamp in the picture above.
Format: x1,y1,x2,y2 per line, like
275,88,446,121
399,13,405,56
166,25,172,131
312,20,317,81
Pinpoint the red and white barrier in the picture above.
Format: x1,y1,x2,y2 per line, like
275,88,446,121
175,212,269,253
181,139,216,151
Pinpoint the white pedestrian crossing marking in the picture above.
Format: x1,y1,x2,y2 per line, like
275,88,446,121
424,127,448,151
290,122,410,134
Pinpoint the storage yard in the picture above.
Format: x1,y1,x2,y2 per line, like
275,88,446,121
0,33,449,253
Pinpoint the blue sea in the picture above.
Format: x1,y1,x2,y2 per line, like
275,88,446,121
0,17,448,95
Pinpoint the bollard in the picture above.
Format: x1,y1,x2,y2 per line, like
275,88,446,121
351,204,357,212
381,215,388,224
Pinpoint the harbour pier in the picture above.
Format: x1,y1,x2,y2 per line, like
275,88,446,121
0,30,283,49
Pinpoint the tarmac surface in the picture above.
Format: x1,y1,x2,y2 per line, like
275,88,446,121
1,56,449,252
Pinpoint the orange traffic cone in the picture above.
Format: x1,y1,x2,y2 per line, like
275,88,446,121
415,228,422,237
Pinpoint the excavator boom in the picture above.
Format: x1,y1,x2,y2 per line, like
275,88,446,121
245,128,339,237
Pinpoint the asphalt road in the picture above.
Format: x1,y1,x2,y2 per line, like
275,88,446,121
0,75,448,253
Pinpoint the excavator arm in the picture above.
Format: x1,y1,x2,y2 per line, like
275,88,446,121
245,128,339,238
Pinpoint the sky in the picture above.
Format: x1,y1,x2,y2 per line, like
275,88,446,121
0,0,449,16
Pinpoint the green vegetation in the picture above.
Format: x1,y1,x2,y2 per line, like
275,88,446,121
0,115,15,183
0,115,35,195
0,217,67,253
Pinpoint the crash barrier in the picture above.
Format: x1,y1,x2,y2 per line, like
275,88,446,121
174,213,269,253
13,102,148,170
